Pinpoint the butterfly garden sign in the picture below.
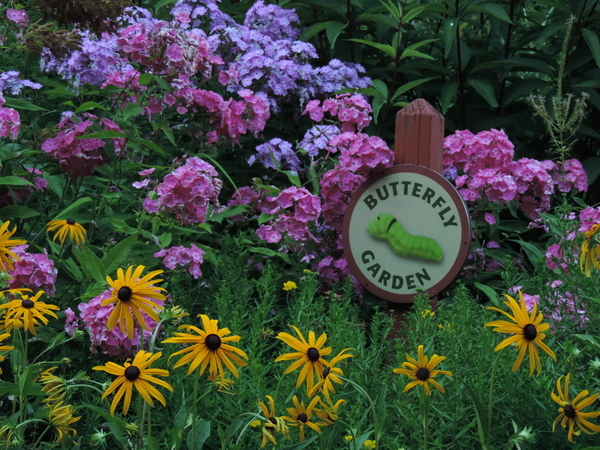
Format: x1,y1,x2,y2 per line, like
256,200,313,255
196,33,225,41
342,100,471,303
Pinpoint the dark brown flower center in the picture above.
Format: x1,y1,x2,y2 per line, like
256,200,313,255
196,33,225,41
205,334,221,351
66,219,76,225
21,299,34,309
563,404,577,419
523,324,537,341
297,413,308,423
124,366,140,381
322,367,331,378
416,367,430,381
268,417,277,425
118,286,132,302
307,347,320,361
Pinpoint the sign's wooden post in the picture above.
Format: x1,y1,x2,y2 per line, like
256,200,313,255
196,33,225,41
389,99,445,323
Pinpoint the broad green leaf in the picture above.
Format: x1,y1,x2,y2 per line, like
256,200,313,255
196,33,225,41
72,246,106,285
131,136,168,156
2,97,48,111
249,246,290,263
154,0,177,10
75,101,108,113
583,157,600,185
575,334,600,354
186,420,211,450
123,102,144,120
371,79,389,98
440,81,458,113
399,49,435,60
391,77,436,101
284,170,301,188
379,0,401,21
356,13,398,29
348,39,396,59
466,3,512,23
78,130,127,139
403,4,429,22
138,73,153,86
403,38,440,52
504,79,548,106
465,384,488,447
326,21,347,48
160,123,176,145
510,239,544,265
529,0,570,13
534,21,565,47
103,233,138,275
474,282,499,306
52,197,93,221
257,213,275,225
469,79,498,107
210,205,248,224
0,205,40,220
442,19,457,59
278,436,318,450
582,28,600,69
0,176,32,186
299,21,330,42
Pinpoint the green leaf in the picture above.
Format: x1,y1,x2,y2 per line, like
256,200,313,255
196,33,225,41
78,130,127,139
355,13,398,29
257,213,275,225
0,205,40,220
284,170,301,188
123,102,144,120
75,101,108,113
2,97,48,111
371,79,389,98
72,246,106,285
403,4,429,22
153,0,177,10
379,0,401,21
575,334,600,354
249,246,290,263
583,157,600,185
348,39,396,59
130,136,168,156
469,79,498,107
299,21,330,42
278,436,318,450
391,77,436,101
474,282,499,306
138,73,153,86
209,205,248,224
103,234,138,275
582,28,600,69
186,420,211,450
399,49,435,60
85,404,128,446
466,3,512,23
440,81,458,113
326,21,347,49
161,124,176,145
465,384,488,447
442,19,457,59
0,176,32,186
509,239,544,265
51,197,93,221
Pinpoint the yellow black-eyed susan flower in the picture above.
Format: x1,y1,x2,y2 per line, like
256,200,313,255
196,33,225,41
282,395,326,442
162,314,248,380
40,367,67,404
46,219,86,246
257,395,289,447
0,221,26,272
552,373,600,443
393,345,452,395
315,398,345,425
0,290,59,335
275,326,332,395
93,350,173,415
580,224,600,277
103,265,166,339
308,348,353,402
47,401,80,443
0,332,13,374
485,290,556,375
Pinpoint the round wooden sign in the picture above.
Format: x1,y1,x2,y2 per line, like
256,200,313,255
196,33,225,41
342,165,471,303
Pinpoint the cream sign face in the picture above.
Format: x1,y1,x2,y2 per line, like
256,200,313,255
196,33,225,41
342,165,470,303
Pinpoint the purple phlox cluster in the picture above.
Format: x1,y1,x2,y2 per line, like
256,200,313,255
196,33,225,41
6,9,29,27
515,282,587,328
143,156,222,225
27,167,48,192
579,206,600,233
40,31,133,88
244,0,301,40
226,185,264,221
117,6,159,28
443,129,588,218
116,20,222,79
41,113,110,179
315,254,351,287
173,87,269,144
154,243,206,279
0,93,20,140
331,132,394,175
552,158,588,193
249,138,301,172
255,186,321,244
304,94,373,132
8,245,58,297
309,59,371,97
545,243,576,273
65,290,162,358
298,125,342,157
170,0,236,32
320,168,366,232
0,71,42,95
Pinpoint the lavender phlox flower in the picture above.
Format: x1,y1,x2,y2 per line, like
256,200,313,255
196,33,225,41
249,138,301,172
0,71,42,95
155,244,206,279
298,125,342,157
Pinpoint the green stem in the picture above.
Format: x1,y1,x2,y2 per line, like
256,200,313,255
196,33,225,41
339,377,379,447
192,369,199,449
486,348,505,449
421,393,431,450
232,412,265,448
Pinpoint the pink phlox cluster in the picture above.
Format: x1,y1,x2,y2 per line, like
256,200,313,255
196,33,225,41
154,243,206,279
546,280,587,328
65,290,162,359
6,9,29,27
132,167,156,189
0,92,20,140
553,159,588,193
508,158,555,217
26,168,48,192
41,113,109,179
315,254,351,287
303,94,372,132
255,186,321,243
143,156,222,225
331,132,394,175
8,245,58,297
117,21,222,79
174,87,269,144
545,243,576,273
443,129,514,173
226,185,263,221
579,206,600,233
320,168,366,232
101,69,142,91
101,118,127,157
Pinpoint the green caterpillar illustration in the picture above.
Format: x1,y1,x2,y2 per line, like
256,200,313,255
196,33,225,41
367,213,443,262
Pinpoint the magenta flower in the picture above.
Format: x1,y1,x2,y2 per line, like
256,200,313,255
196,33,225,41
155,244,206,279
6,9,29,27
9,245,58,297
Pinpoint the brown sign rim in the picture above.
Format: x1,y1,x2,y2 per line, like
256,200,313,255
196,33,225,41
342,164,471,303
